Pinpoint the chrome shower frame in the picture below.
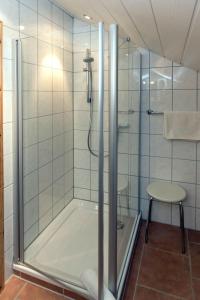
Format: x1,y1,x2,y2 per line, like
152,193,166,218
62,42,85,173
13,23,142,300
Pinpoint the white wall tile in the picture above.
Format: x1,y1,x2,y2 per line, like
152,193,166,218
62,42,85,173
197,161,200,184
39,209,52,232
175,182,195,207
172,141,196,160
38,116,52,141
39,163,52,192
53,92,63,113
173,90,197,111
64,13,72,33
173,67,197,89
150,157,171,180
74,168,90,190
3,123,13,155
38,40,52,67
38,139,52,167
23,63,37,91
64,30,72,52
52,4,63,27
4,216,13,252
20,0,37,11
172,159,196,184
4,246,13,281
4,154,14,187
150,67,172,89
24,170,38,202
1,0,74,280
3,59,13,91
22,37,37,64
53,177,65,204
3,26,19,59
150,52,172,68
23,91,37,119
53,156,65,180
53,135,64,158
53,113,64,136
4,185,13,220
38,92,52,116
38,66,52,91
73,32,90,52
150,135,171,158
24,223,38,248
24,196,38,231
38,15,52,43
38,0,52,20
3,92,13,123
150,90,172,111
24,144,38,175
0,0,19,30
20,4,37,37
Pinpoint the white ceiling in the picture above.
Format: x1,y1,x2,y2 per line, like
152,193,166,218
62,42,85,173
55,0,200,70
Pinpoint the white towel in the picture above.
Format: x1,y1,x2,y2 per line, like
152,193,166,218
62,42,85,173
163,111,200,141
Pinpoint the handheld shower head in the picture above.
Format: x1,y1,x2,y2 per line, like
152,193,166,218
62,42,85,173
83,49,94,63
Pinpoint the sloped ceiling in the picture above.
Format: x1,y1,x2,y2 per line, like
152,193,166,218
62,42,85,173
55,0,200,70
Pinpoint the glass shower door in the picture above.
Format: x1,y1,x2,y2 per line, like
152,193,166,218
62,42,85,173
108,25,141,298
15,21,106,299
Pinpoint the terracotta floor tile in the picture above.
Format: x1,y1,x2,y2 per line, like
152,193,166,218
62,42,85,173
123,223,145,300
145,222,187,254
138,246,192,298
16,283,66,300
188,230,200,244
190,243,200,278
134,286,178,300
20,273,63,294
192,278,200,300
0,276,25,300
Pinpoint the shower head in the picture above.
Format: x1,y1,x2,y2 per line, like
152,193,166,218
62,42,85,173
83,49,94,63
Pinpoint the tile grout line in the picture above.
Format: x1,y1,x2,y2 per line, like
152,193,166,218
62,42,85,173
137,283,184,300
13,280,27,300
132,237,145,299
13,276,68,299
143,242,189,257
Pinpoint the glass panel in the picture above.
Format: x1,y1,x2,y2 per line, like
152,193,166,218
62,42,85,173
117,40,141,286
19,15,105,295
21,31,75,282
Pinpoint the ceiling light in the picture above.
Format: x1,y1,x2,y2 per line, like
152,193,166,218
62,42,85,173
20,25,25,31
83,14,92,20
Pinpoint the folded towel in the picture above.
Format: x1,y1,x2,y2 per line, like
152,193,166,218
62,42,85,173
163,111,200,141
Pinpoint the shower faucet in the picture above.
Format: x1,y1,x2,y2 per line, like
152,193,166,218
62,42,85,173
83,49,94,103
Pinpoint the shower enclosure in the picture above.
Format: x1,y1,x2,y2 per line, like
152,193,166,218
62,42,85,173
13,18,141,299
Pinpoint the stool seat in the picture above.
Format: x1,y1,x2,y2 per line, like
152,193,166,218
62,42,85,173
147,182,186,203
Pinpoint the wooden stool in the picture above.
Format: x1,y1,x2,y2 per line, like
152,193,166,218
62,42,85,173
145,182,186,254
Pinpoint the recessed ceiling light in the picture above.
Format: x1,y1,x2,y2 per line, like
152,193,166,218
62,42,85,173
83,14,92,20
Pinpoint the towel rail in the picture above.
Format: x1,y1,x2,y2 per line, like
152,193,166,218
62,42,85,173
147,109,164,115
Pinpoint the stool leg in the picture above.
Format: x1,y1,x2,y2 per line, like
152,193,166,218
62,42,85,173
179,201,186,254
145,198,153,243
